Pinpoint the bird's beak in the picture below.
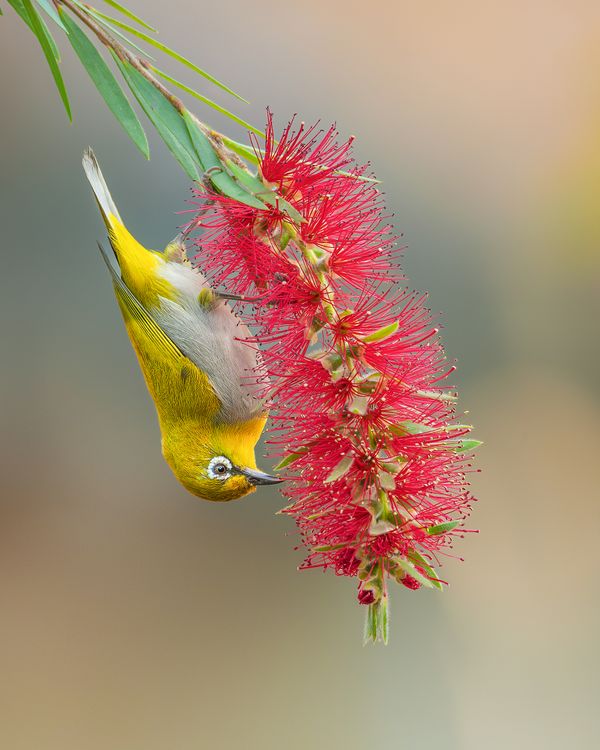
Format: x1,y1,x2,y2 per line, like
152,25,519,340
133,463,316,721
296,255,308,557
239,467,283,486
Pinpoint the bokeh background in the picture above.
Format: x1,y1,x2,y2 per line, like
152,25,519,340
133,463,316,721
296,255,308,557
1,1,599,748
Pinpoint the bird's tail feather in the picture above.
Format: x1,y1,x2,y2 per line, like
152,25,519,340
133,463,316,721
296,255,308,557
82,147,121,226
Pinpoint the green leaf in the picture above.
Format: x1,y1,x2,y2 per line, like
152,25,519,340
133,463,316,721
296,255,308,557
21,0,71,120
182,110,267,208
364,603,377,644
150,65,261,135
92,9,247,102
313,541,348,553
274,448,309,470
220,136,260,166
381,596,389,645
332,168,381,184
395,557,436,589
7,0,61,60
378,471,397,491
390,421,481,454
426,521,459,536
347,394,369,415
415,388,458,402
35,0,67,32
116,55,193,146
61,12,148,158
101,0,157,32
363,597,388,645
389,421,431,436
363,320,400,343
406,550,444,590
303,159,382,185
114,56,198,180
324,453,354,484
180,111,220,170
223,160,265,190
226,159,305,224
7,0,30,25
453,438,483,453
70,0,155,59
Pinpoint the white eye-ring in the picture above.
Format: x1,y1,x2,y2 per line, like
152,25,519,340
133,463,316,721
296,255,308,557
207,456,233,480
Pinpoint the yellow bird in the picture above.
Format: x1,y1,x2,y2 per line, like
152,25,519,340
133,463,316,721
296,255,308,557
83,148,280,501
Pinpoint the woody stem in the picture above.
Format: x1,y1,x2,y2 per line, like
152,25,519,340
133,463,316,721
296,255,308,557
56,0,246,167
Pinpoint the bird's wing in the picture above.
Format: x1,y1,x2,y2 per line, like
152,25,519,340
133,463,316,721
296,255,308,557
98,242,223,423
97,242,182,363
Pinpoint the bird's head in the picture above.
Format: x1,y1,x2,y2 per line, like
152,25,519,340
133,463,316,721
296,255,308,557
162,416,282,502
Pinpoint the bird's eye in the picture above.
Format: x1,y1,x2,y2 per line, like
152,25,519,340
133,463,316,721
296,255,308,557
207,456,233,480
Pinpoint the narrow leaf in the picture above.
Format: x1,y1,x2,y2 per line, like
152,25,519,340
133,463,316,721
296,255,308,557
390,421,432,436
378,471,397,491
381,596,389,645
21,0,71,119
183,110,267,208
61,11,148,158
395,558,435,589
363,320,400,343
35,0,67,32
347,394,370,415
407,550,444,590
114,56,198,180
364,603,377,644
70,0,155,59
181,111,220,170
274,448,309,470
226,159,305,223
220,136,260,166
223,161,265,191
305,161,381,184
7,0,61,61
426,521,459,536
313,542,348,553
415,388,458,402
151,66,261,135
454,438,483,453
101,0,157,32
324,453,354,484
369,517,396,536
92,9,247,102
331,168,381,184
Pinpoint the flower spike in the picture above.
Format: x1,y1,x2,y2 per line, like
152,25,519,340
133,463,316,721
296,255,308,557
191,111,479,643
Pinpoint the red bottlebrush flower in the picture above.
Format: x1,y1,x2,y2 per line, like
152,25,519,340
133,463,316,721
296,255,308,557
191,111,479,644
400,575,422,591
255,110,355,197
358,587,376,605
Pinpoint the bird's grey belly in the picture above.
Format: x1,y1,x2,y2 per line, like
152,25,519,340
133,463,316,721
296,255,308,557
153,294,266,424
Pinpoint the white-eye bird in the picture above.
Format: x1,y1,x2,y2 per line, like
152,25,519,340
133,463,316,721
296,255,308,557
83,148,280,501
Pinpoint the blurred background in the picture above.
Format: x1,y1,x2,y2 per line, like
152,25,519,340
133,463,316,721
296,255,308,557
1,1,599,748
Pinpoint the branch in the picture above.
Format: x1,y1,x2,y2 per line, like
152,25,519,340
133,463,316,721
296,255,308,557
56,0,243,166
58,0,185,113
